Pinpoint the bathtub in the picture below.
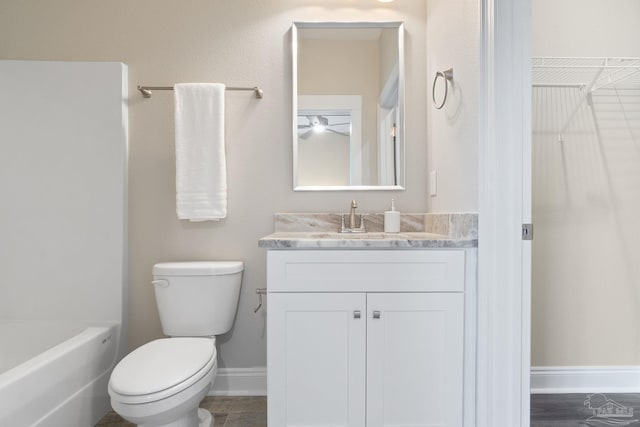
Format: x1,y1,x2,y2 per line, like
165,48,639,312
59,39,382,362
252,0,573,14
0,320,119,426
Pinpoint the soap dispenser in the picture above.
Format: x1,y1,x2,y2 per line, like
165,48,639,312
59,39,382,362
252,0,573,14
384,199,401,233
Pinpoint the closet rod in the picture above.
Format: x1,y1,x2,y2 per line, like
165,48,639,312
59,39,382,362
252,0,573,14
137,85,264,99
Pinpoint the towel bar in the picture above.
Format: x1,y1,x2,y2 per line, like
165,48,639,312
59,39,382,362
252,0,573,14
137,85,264,99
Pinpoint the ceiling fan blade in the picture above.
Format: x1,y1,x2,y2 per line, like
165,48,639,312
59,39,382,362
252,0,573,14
299,129,314,139
327,128,350,137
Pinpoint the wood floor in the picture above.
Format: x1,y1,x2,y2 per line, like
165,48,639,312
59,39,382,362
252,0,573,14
531,394,640,426
97,394,640,426
95,396,267,427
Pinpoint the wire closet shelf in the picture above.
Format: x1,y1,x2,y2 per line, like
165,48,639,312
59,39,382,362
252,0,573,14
532,57,640,142
533,57,640,90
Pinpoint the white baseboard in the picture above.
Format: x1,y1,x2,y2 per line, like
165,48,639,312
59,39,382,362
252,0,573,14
209,367,267,396
209,366,640,396
531,366,640,394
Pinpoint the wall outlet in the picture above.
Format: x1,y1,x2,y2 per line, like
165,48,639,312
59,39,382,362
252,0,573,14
429,170,437,196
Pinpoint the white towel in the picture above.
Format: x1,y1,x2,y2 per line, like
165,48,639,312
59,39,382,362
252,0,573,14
174,83,227,221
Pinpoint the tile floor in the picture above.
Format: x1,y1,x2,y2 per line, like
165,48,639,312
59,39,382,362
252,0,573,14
98,394,640,426
95,396,267,427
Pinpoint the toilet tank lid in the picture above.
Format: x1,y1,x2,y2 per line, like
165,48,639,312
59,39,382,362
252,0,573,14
153,261,244,276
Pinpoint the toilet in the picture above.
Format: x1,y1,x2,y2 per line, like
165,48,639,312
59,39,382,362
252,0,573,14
108,261,243,427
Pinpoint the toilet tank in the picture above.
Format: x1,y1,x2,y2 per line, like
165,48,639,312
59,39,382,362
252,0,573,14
152,261,243,337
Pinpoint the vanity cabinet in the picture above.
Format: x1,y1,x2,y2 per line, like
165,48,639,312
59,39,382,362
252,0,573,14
266,249,475,427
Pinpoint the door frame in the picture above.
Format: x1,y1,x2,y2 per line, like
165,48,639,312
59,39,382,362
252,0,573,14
478,0,532,426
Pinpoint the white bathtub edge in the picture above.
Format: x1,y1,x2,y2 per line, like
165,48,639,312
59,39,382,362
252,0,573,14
0,324,119,426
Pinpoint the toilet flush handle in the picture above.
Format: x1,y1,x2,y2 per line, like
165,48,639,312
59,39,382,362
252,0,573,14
254,288,267,313
151,279,169,288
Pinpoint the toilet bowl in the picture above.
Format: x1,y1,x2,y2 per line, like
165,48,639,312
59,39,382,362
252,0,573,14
108,262,243,427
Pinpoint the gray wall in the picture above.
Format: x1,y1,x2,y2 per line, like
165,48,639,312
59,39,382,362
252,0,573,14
0,0,431,370
425,0,480,212
532,0,640,366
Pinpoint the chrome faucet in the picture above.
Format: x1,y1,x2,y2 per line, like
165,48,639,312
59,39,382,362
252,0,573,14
340,199,366,233
349,199,358,229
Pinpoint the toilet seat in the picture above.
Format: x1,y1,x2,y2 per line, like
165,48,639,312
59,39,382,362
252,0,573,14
109,337,217,404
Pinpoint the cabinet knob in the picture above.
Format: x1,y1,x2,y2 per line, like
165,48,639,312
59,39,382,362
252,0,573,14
373,310,381,319
354,310,361,319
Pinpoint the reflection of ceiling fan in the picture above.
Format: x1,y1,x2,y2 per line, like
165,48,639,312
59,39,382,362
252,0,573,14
297,115,350,140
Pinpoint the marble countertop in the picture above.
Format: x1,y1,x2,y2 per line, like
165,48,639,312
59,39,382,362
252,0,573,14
259,212,478,249
258,231,478,249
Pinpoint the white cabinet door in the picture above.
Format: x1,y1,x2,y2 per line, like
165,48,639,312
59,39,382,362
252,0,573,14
366,293,464,427
268,293,367,427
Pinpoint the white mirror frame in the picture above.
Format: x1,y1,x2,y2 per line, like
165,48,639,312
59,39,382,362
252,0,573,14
292,21,405,191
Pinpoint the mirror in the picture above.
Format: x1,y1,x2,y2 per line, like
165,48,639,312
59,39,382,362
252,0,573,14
293,22,405,191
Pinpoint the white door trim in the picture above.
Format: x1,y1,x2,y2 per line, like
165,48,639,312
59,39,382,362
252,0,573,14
478,0,531,426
